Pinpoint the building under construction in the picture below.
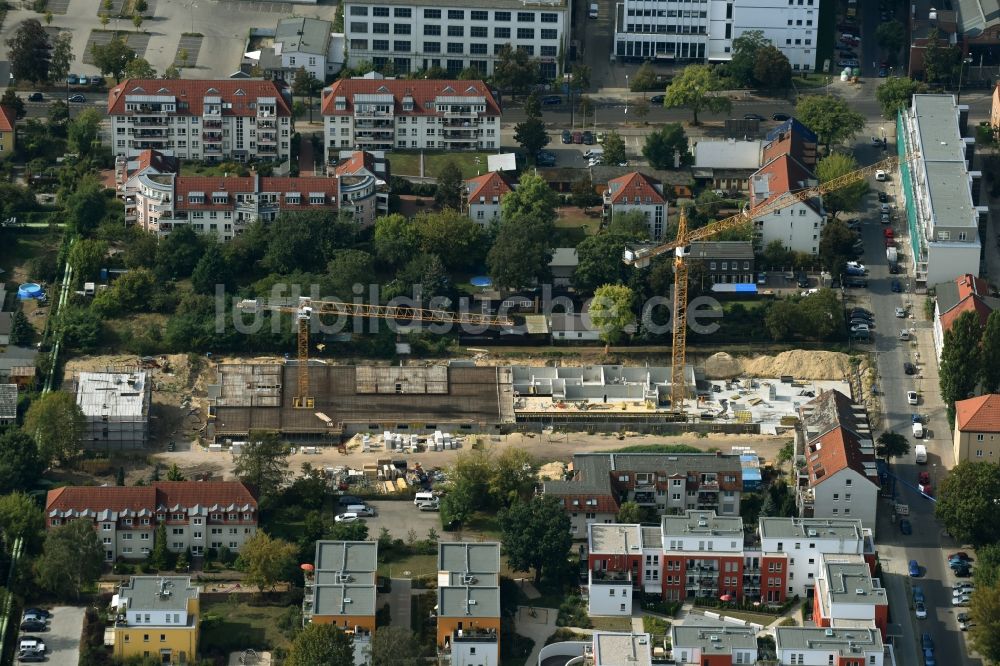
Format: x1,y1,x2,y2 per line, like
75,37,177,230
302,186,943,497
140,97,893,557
207,362,515,442
75,370,152,449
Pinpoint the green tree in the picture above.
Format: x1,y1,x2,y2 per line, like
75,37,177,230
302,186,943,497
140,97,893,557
974,544,1000,589
48,32,74,85
374,214,420,266
0,430,44,495
818,220,857,277
569,64,591,92
514,116,550,160
91,37,137,83
601,131,627,165
239,531,298,591
608,210,651,239
940,310,984,424
92,267,158,317
491,44,538,97
662,64,731,125
487,174,558,288
324,248,375,297
970,584,1000,662
413,210,485,271
433,160,465,210
24,391,85,463
148,523,169,570
6,19,51,83
590,284,636,345
164,64,180,78
440,478,475,527
816,153,869,217
875,77,927,120
875,431,910,463
0,89,25,120
794,95,865,150
488,448,537,505
935,461,1000,546
617,500,641,523
234,430,290,500
135,0,148,12
191,242,232,295
58,306,103,351
369,626,423,666
8,310,33,347
572,233,634,293
68,239,108,282
501,171,559,224
642,123,690,169
36,519,104,599
923,29,962,85
291,67,323,122
728,30,768,87
166,463,185,481
753,44,792,90
132,13,144,30
156,224,204,278
762,239,793,269
875,22,905,56
980,310,1000,393
286,624,354,666
67,107,104,156
630,62,659,92
0,492,45,553
124,57,156,79
64,179,109,234
497,496,571,584
571,174,600,209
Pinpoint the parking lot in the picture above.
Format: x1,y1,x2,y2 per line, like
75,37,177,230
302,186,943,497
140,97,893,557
18,606,85,666
346,500,448,540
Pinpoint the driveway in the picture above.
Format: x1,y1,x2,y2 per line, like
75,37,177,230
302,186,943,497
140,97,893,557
852,135,982,666
18,606,86,666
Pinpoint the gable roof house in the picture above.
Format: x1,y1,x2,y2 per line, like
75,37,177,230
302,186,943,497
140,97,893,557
932,273,1000,359
750,152,824,255
465,171,515,226
602,172,668,241
796,390,880,529
954,393,1000,463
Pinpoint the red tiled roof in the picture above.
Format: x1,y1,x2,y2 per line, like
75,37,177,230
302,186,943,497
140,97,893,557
955,394,1000,432
172,175,340,211
807,427,877,487
762,127,817,168
46,481,257,514
320,78,500,117
107,79,291,117
334,150,377,177
0,106,15,133
466,171,514,203
560,494,620,515
940,297,993,334
606,171,665,205
750,153,821,215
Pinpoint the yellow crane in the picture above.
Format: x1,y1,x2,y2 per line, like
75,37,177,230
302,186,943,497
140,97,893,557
241,297,513,409
624,151,919,416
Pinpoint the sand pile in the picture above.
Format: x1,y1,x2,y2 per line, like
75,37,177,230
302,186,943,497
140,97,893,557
538,461,566,481
703,350,853,380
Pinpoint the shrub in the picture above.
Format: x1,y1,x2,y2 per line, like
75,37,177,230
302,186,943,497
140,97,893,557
555,595,591,628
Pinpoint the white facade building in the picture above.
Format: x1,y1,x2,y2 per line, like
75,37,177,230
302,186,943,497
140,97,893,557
343,0,569,78
614,0,821,71
759,517,875,598
774,627,887,666
465,171,514,225
321,76,501,159
107,80,293,162
273,18,339,80
751,154,824,255
603,171,668,241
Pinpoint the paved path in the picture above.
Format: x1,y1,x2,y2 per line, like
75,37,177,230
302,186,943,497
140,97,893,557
388,578,412,630
515,606,557,666
297,133,315,176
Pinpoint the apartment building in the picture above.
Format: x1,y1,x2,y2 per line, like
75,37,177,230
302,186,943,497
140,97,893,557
796,390,880,529
76,371,152,450
586,524,645,615
543,452,744,536
304,540,377,663
774,626,890,666
897,94,986,287
342,0,569,78
321,76,501,158
931,273,998,360
758,517,876,599
813,554,888,638
437,542,501,666
603,172,668,241
670,622,758,666
750,152,824,255
953,394,1000,463
764,119,819,169
107,79,293,162
44,481,258,561
112,576,200,664
590,633,653,666
614,0,821,71
688,241,755,286
465,171,515,225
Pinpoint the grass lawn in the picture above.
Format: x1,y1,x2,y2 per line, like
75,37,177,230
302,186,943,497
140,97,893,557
377,552,438,579
642,614,670,635
713,608,783,626
590,616,635,632
200,601,293,654
0,228,62,279
794,73,835,89
389,151,492,179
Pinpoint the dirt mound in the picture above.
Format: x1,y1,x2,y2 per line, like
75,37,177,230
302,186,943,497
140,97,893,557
703,350,853,380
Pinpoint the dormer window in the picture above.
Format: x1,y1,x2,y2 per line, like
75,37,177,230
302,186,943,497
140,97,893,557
402,96,414,111
285,192,301,204
309,193,326,204
188,192,205,204
335,96,347,110
212,192,228,204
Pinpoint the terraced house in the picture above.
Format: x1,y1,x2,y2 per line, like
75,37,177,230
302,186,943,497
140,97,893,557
45,482,258,562
107,79,292,162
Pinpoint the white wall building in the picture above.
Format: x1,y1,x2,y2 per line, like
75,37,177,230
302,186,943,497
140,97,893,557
614,0,820,71
107,80,292,163
603,171,668,241
273,18,339,80
465,171,514,225
321,76,500,158
759,517,875,599
343,0,569,78
750,153,824,255
774,627,888,666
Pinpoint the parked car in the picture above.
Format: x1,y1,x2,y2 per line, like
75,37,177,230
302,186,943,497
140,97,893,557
23,610,51,620
899,519,912,534
959,612,974,630
950,552,973,562
955,582,975,592
878,191,889,203
876,170,887,181
17,651,45,663
28,92,43,102
541,95,562,105
796,273,809,288
582,130,594,145
908,390,919,405
846,261,866,272
913,585,925,604
909,559,921,577
922,633,934,651
89,75,103,85
649,94,664,104
851,307,873,317
903,362,916,375
953,593,971,606
743,113,765,121
915,601,928,618
17,639,44,654
68,94,87,103
338,495,363,506
561,130,572,144
850,323,870,334
896,307,907,318
892,280,902,293
572,131,583,144
19,620,46,632
334,512,360,523
418,501,440,512
771,112,790,121
536,150,556,166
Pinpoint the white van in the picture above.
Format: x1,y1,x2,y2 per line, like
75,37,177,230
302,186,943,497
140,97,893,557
346,504,375,516
914,444,928,463
583,147,604,159
588,2,599,18
414,491,435,505
912,422,924,439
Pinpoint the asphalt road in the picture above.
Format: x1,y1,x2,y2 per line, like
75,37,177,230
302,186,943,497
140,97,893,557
849,135,982,666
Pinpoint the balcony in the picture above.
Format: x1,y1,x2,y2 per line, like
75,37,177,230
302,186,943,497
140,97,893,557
451,628,498,643
257,145,278,155
257,134,277,145
130,128,168,138
202,133,222,143
203,118,223,129
356,119,394,129
443,109,478,119
589,570,631,585
131,117,168,126
204,146,222,155
698,481,720,492
355,110,393,118
356,130,394,140
257,119,276,129
132,105,166,115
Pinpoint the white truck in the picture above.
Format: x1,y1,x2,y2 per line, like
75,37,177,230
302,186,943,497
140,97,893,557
915,443,928,463
886,246,898,269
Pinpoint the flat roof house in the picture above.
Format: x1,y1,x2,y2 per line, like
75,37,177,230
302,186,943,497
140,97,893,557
306,540,378,663
76,371,152,449
112,576,200,664
437,542,501,666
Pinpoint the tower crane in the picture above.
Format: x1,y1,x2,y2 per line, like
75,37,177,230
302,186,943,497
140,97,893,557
240,297,513,409
624,151,920,416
